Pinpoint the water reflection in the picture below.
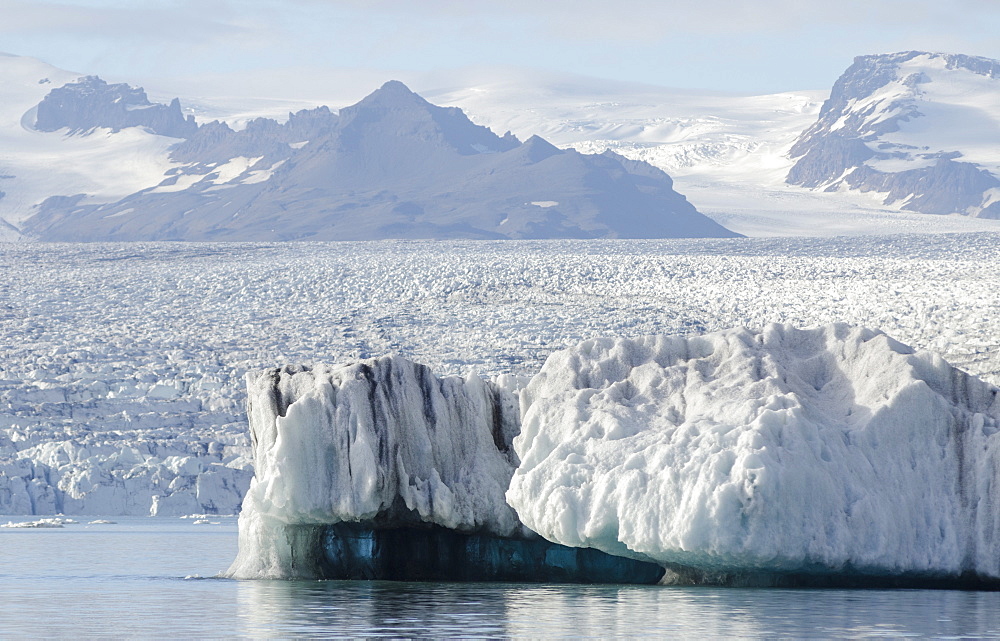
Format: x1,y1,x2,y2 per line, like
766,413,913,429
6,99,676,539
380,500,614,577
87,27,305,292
237,580,1000,638
238,581,510,637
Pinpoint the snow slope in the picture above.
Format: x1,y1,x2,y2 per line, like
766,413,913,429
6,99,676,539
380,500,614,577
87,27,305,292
508,324,1000,581
0,54,183,233
788,52,1000,218
3,236,1000,516
425,70,1000,236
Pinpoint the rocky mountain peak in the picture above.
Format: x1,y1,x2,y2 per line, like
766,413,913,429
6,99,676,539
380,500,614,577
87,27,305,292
787,51,1000,219
34,74,197,138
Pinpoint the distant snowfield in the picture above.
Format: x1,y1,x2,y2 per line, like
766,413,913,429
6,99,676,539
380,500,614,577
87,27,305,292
425,78,1000,237
2,236,1000,514
0,55,183,232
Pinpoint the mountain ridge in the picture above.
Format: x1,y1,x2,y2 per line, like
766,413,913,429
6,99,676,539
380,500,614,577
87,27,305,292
22,79,738,241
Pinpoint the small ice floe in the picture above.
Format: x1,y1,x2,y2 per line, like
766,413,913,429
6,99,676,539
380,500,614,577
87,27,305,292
191,519,219,525
87,519,117,525
1,517,77,528
180,513,235,520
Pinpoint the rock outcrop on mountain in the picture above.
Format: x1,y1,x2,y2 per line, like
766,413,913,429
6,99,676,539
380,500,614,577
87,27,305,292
23,80,739,241
787,52,1000,218
34,75,197,138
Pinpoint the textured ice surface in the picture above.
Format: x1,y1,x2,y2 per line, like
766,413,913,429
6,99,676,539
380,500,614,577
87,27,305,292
227,356,525,578
507,323,1000,581
4,236,1000,516
228,356,665,582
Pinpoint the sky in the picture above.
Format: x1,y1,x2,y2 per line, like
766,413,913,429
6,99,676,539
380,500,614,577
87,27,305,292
1,0,999,100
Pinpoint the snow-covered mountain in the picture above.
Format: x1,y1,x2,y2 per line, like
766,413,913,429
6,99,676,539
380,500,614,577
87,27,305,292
787,52,1000,218
6,63,736,240
0,55,181,239
4,52,1000,237
424,68,1000,236
35,75,197,138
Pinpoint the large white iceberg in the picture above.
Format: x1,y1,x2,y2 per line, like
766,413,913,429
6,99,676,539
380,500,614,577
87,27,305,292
227,357,665,582
507,323,1000,583
228,324,1000,585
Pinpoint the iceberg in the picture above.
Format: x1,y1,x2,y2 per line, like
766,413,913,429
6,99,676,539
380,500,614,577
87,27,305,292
226,357,663,583
228,324,1000,587
507,324,1000,586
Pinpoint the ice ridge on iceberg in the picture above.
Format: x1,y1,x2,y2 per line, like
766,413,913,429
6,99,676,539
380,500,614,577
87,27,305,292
225,357,664,582
507,323,1000,586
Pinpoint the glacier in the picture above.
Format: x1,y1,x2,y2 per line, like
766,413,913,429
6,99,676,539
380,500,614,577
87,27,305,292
230,322,1000,586
5,236,1000,519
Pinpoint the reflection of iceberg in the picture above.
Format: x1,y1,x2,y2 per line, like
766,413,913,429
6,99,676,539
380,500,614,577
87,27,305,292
228,324,1000,587
234,578,1000,637
225,358,663,583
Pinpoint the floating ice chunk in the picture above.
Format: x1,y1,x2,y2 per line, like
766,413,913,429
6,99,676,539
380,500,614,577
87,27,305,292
1,517,76,528
507,323,1000,583
226,357,525,579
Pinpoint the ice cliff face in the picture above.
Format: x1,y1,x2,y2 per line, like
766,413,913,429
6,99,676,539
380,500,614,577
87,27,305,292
787,52,1000,218
0,376,253,517
34,75,197,138
227,357,526,578
507,324,1000,583
23,80,738,241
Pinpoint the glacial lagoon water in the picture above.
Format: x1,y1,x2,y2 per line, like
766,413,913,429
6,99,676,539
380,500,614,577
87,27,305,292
2,517,1000,638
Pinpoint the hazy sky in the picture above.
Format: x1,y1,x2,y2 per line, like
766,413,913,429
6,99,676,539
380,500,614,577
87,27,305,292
2,0,999,98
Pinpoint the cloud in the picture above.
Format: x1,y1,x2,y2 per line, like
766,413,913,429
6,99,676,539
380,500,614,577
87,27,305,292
1,0,997,95
266,0,1000,41
0,0,250,42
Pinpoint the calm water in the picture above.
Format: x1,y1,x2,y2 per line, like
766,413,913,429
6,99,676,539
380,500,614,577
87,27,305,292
2,517,1000,638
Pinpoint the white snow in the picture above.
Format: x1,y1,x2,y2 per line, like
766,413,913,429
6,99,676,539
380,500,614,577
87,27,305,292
507,324,1000,578
149,173,204,194
209,156,263,184
240,159,285,185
